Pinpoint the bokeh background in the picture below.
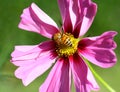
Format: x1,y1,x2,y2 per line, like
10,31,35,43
0,0,120,92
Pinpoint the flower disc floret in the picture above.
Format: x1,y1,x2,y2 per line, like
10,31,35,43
52,32,79,57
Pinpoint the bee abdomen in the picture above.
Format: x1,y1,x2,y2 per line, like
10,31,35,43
64,37,72,46
53,32,73,47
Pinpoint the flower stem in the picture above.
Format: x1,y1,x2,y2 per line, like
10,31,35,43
86,61,116,92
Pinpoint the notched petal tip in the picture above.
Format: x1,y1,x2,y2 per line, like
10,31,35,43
79,31,117,68
100,31,118,49
85,1,98,18
14,69,29,86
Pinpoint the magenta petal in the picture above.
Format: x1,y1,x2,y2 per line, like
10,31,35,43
14,51,56,86
39,58,71,92
79,31,117,68
11,41,57,86
19,3,59,38
58,0,97,37
69,54,99,92
79,0,97,36
58,0,67,22
11,40,55,63
58,0,73,33
58,0,81,33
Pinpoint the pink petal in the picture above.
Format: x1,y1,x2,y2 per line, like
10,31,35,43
79,0,97,36
58,0,66,22
19,3,59,38
69,0,82,37
11,40,55,63
79,31,117,68
58,0,81,30
58,0,97,36
15,51,56,86
69,54,99,92
58,0,73,33
11,41,57,86
39,58,71,92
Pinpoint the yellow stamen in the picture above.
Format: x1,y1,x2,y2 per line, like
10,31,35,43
52,32,80,57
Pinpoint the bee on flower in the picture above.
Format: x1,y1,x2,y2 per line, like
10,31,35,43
11,0,117,92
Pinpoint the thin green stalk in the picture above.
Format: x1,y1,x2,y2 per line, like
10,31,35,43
86,61,116,92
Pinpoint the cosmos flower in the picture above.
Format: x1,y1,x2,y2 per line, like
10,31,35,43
11,0,117,92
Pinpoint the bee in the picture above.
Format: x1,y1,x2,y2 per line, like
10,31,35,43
52,32,72,47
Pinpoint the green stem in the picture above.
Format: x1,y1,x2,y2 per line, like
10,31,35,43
86,61,116,92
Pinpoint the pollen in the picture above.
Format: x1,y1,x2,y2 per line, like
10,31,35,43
52,32,80,57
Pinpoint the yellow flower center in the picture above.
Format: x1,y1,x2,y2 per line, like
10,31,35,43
52,32,79,57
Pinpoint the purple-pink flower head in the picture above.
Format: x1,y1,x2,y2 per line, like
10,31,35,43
11,0,117,92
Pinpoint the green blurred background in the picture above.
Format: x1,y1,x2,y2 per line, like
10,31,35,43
0,0,120,92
